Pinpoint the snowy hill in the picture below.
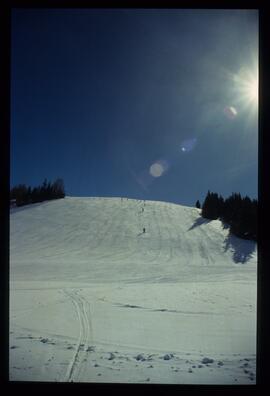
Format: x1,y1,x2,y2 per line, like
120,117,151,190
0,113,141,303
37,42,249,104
10,196,256,283
10,197,257,383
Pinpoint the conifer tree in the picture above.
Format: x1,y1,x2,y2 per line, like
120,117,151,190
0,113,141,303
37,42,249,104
201,191,221,220
202,190,257,241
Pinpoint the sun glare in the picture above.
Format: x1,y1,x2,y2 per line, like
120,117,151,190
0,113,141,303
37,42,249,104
246,77,258,103
223,60,258,129
232,65,258,108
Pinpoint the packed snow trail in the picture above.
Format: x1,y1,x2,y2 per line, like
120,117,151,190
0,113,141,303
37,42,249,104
9,197,257,383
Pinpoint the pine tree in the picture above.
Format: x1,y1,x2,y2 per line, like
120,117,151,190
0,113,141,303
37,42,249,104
201,190,211,218
201,191,222,220
195,200,201,209
14,184,28,206
52,178,65,198
40,178,48,201
46,181,52,200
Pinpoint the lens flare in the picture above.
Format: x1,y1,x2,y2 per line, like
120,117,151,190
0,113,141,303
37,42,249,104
224,106,238,119
150,163,163,177
149,160,169,178
180,138,197,153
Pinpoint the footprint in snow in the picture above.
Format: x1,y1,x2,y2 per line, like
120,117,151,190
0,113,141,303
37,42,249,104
201,357,214,364
10,345,18,349
87,346,95,352
135,354,145,361
163,354,174,360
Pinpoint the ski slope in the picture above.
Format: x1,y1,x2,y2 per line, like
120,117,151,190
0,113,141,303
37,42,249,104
10,197,257,383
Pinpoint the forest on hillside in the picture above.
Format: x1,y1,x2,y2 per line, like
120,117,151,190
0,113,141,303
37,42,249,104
10,178,65,207
198,191,257,241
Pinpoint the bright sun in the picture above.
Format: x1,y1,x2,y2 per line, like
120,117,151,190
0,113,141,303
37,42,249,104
233,65,258,108
224,62,258,125
245,76,258,103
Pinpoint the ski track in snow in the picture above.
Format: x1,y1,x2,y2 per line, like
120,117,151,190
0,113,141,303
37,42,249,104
62,289,92,382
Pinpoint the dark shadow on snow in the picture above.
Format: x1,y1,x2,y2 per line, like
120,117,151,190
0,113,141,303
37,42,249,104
223,233,256,264
9,200,51,214
221,222,230,230
188,216,212,231
137,232,145,237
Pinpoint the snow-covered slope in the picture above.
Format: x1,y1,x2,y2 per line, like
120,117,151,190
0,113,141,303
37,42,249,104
10,197,257,383
10,196,256,282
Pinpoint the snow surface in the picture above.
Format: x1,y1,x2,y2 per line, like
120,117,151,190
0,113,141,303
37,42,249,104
10,197,257,383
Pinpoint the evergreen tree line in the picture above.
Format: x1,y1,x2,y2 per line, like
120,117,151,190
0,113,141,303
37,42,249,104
10,178,65,207
198,191,257,241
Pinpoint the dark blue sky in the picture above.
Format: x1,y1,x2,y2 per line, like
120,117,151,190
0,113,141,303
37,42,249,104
11,9,258,206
